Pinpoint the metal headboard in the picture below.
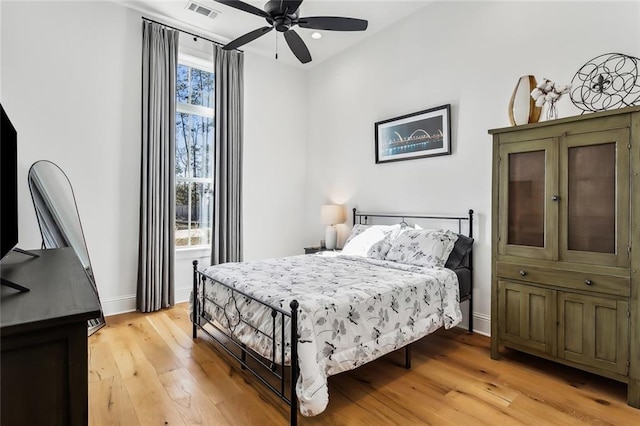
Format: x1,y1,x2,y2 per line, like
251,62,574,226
352,208,474,239
352,208,475,332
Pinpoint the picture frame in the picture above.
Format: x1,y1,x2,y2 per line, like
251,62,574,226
375,104,451,164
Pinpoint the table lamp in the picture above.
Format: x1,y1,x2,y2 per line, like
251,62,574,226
321,205,345,250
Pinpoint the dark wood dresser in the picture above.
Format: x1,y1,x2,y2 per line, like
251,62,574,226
0,247,101,425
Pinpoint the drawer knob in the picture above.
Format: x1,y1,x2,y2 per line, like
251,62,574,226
552,195,561,201
585,279,593,286
519,270,527,276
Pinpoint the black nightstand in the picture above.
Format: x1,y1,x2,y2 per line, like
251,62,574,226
304,246,324,254
304,247,341,254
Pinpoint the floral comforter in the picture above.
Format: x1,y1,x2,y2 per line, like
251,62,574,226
197,254,462,416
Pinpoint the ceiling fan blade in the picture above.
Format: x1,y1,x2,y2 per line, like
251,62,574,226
298,17,368,31
282,0,304,14
224,26,273,51
213,0,270,19
283,29,311,64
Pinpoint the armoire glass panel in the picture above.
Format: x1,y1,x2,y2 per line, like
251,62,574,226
567,143,615,253
508,150,545,247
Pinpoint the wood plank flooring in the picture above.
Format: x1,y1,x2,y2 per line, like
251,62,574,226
89,303,639,425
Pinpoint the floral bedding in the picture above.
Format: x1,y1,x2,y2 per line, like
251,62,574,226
196,253,462,416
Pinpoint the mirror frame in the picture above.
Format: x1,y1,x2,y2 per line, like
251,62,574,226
28,160,105,335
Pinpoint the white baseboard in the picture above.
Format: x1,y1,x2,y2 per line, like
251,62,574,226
471,312,491,336
175,286,192,304
101,294,136,317
456,312,491,337
101,287,192,317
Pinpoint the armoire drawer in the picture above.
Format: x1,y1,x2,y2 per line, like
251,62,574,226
496,262,630,297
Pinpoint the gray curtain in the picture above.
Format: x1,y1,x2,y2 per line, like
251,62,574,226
211,46,244,265
137,21,179,312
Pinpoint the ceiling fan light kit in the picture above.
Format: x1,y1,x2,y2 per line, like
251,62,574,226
214,0,368,64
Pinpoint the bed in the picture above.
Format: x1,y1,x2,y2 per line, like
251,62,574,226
191,209,474,425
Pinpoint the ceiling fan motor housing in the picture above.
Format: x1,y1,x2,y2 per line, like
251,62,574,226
264,0,299,32
274,17,293,32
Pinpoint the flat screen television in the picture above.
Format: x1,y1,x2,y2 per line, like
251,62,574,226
1,103,18,260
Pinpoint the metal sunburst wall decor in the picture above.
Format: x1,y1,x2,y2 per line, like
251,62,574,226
570,52,640,113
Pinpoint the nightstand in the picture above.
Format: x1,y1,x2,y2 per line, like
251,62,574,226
304,247,340,254
304,246,324,254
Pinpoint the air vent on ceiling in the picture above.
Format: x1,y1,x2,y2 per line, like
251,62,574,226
185,1,219,19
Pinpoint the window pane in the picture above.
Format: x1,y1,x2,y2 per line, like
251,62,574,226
176,112,214,179
191,115,213,178
175,181,212,247
175,181,190,247
176,112,190,178
189,182,213,246
190,68,214,108
207,72,215,108
177,64,189,104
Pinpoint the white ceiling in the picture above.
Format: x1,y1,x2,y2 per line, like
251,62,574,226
120,0,430,68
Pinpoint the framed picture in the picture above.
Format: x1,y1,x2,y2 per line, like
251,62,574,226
375,104,451,164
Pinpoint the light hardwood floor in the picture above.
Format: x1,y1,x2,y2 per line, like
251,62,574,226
89,303,639,425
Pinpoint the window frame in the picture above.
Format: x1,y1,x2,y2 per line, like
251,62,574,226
175,53,215,252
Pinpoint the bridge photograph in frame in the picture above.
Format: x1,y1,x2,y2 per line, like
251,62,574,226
375,104,451,164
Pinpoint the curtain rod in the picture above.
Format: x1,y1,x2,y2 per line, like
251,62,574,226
141,16,242,52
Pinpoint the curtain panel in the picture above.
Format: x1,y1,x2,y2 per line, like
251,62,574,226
138,21,179,312
212,46,244,265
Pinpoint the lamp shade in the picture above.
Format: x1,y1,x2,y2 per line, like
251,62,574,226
320,205,345,225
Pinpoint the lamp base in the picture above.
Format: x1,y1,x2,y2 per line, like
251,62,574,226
325,226,337,250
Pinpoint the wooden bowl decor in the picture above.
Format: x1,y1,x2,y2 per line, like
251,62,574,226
570,52,640,113
508,75,542,126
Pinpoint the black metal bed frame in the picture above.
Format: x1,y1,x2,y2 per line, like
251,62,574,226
192,209,474,425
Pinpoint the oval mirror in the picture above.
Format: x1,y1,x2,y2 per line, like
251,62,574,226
28,160,105,335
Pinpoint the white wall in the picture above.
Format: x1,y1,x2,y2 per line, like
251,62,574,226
242,53,308,261
2,1,142,314
1,1,307,314
304,0,640,335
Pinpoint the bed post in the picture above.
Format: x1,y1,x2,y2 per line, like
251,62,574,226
192,260,199,339
405,343,412,369
468,209,474,334
290,300,299,426
352,207,356,226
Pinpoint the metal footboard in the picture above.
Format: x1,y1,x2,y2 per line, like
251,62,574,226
191,260,300,426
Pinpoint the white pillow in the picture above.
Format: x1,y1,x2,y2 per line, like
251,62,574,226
385,228,458,268
343,224,370,247
342,224,401,259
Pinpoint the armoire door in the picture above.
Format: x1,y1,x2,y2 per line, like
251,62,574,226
558,292,629,375
559,128,630,268
498,280,557,356
498,139,558,260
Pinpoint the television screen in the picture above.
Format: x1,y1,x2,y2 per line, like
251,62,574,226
1,103,18,260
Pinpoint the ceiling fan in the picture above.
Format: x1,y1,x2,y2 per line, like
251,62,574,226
213,0,368,64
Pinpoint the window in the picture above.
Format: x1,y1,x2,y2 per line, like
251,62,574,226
175,55,215,249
